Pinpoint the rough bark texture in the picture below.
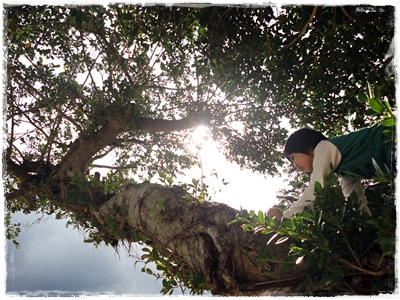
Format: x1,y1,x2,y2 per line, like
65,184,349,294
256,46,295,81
6,110,212,210
50,107,212,182
99,182,305,296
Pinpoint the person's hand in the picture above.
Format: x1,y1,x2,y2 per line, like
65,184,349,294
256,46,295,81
266,208,283,220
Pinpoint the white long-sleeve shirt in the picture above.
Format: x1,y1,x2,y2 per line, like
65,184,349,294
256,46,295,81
282,140,371,219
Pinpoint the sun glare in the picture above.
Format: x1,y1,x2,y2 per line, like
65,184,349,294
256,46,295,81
187,125,211,157
192,125,207,145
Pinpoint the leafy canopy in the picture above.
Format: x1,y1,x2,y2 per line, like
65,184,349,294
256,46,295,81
6,5,394,183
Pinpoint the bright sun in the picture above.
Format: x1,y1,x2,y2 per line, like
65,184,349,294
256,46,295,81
188,125,209,153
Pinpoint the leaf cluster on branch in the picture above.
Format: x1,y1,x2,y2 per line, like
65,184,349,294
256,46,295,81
230,167,396,295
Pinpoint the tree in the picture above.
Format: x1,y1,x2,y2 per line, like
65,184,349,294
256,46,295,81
4,4,395,295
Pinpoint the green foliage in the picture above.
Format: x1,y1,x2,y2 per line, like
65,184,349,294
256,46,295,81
157,167,176,188
156,166,226,204
357,84,396,145
4,212,21,249
101,170,137,195
181,178,212,204
6,5,395,183
230,168,395,295
137,245,208,295
65,174,91,208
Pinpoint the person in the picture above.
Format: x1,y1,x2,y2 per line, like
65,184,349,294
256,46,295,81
267,123,394,220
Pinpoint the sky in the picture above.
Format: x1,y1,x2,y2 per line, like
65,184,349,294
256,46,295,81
2,0,399,298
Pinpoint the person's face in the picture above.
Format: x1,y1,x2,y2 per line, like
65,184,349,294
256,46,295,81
288,151,314,172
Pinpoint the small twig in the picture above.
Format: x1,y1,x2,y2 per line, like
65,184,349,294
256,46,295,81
45,112,64,162
12,144,24,162
340,6,355,22
145,85,184,92
88,14,134,86
285,6,318,48
339,258,388,276
252,274,305,287
370,252,386,271
91,164,135,170
77,52,102,95
345,239,362,268
333,7,337,33
8,95,16,157
342,281,356,294
10,67,83,132
217,7,233,27
89,145,117,164
14,103,50,140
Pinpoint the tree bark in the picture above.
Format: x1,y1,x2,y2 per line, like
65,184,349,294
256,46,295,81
49,109,212,183
98,182,305,296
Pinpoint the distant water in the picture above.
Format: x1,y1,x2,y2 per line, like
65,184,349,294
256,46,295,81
6,290,213,297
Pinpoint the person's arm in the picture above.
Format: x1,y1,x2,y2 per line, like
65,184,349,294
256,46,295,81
266,208,283,220
282,141,342,219
339,177,371,215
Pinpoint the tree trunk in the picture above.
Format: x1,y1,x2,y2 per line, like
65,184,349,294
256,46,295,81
98,182,305,296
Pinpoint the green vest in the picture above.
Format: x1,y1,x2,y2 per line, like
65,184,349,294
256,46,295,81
327,124,393,179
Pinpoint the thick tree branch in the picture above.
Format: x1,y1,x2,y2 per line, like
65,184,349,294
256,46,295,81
113,138,147,147
52,116,125,180
7,159,34,182
6,159,57,209
50,102,211,184
98,182,305,295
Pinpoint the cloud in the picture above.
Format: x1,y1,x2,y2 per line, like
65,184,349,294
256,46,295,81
5,212,162,295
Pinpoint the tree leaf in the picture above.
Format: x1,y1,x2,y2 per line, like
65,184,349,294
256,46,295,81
368,98,385,113
356,93,368,103
381,117,395,127
258,210,265,224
